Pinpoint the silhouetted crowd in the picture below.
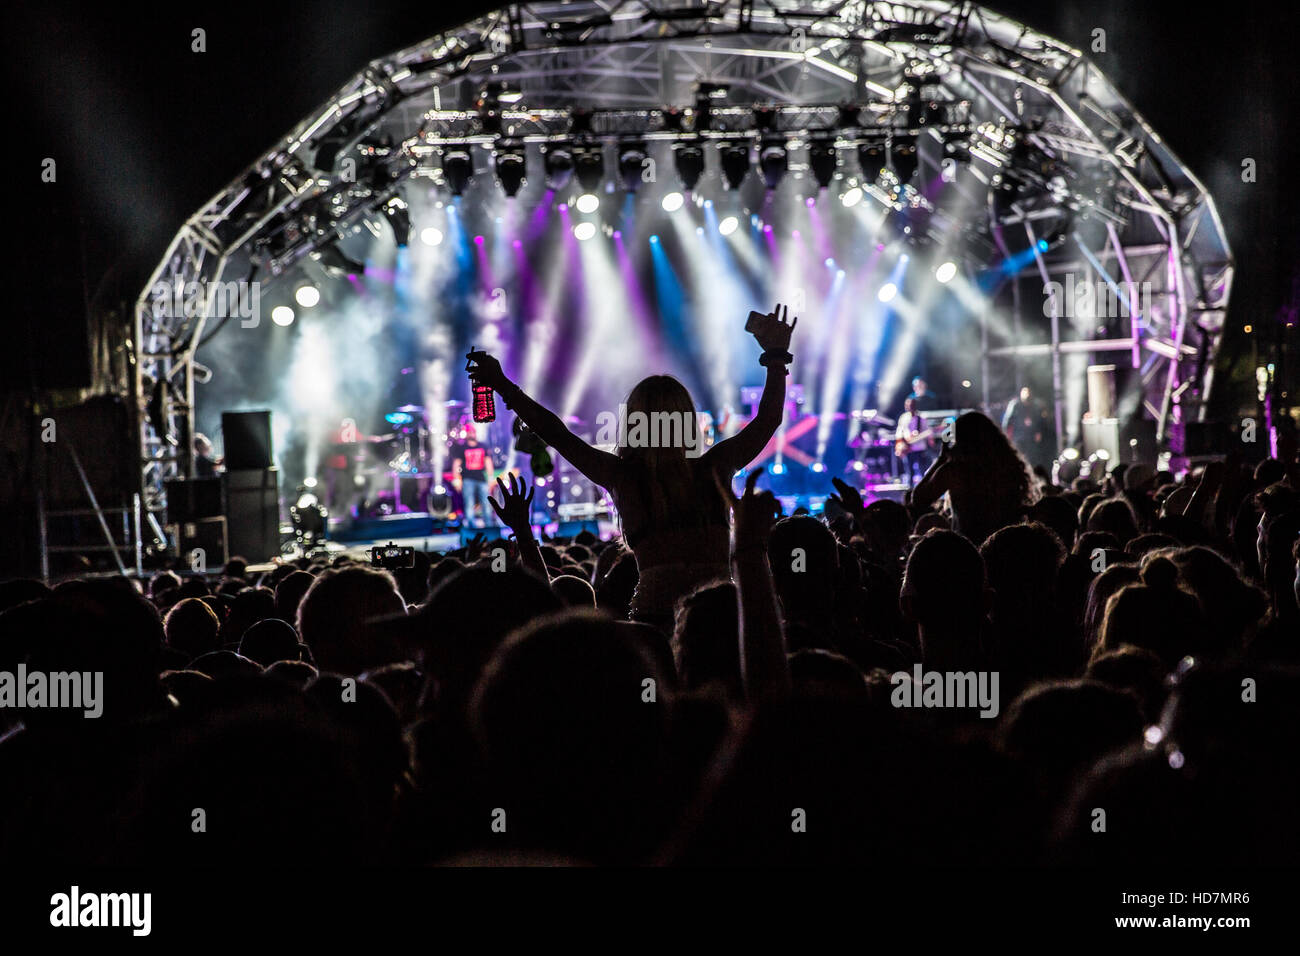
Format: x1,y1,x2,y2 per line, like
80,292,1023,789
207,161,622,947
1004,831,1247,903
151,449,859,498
2,411,1298,866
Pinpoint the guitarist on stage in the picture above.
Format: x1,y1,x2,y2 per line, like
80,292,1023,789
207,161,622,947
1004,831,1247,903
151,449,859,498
894,397,936,487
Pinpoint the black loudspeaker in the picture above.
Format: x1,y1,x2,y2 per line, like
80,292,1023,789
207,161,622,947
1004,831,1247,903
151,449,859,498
221,410,273,470
223,468,280,562
38,396,136,508
167,517,229,569
7,192,92,390
164,477,223,523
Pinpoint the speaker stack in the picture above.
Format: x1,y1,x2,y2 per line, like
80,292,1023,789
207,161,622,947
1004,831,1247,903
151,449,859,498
220,411,281,562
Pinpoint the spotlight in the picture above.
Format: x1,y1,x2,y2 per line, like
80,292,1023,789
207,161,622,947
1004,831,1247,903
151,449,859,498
1062,447,1080,461
574,146,605,193
573,222,596,241
771,462,785,475
840,186,863,208
808,138,837,190
890,136,918,187
380,195,411,246
442,149,473,196
858,139,886,180
811,461,826,473
661,191,684,212
575,193,600,214
673,142,706,191
935,261,957,284
719,142,750,190
543,145,575,190
271,305,295,326
719,216,739,236
618,141,648,192
759,138,788,190
313,244,365,279
295,285,320,307
878,282,898,303
420,227,444,246
494,141,527,198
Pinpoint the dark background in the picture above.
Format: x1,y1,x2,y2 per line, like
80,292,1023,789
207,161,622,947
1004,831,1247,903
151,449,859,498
6,0,1297,403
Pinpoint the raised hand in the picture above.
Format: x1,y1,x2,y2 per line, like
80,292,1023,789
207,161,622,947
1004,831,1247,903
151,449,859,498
465,532,488,563
717,468,781,553
751,302,798,353
489,473,536,537
828,476,868,530
465,349,510,393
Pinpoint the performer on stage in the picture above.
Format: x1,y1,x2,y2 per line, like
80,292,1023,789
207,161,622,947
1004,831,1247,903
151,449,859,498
907,376,938,413
895,397,936,487
452,427,496,527
1002,385,1052,471
193,434,221,478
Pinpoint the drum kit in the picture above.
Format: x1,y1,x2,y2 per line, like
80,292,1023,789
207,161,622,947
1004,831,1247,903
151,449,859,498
327,400,473,517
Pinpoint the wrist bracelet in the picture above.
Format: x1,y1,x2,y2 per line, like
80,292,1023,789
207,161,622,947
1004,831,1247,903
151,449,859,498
759,349,793,368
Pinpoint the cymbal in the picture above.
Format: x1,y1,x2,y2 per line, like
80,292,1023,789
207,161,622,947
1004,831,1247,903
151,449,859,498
396,404,426,413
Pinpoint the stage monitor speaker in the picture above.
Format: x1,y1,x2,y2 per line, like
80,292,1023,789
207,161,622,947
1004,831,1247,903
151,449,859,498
164,477,223,523
1082,418,1121,465
221,410,273,470
223,467,280,562
167,517,228,569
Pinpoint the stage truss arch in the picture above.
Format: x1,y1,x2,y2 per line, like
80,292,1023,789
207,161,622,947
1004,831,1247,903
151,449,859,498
134,0,1231,515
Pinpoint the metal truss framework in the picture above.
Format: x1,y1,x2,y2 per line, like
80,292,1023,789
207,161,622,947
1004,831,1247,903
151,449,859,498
135,0,1232,515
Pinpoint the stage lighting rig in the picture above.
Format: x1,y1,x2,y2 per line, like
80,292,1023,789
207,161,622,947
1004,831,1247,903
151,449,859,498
890,136,918,190
476,82,511,135
693,82,729,131
674,141,706,191
808,138,838,190
542,144,575,190
574,145,605,193
618,141,649,192
858,138,886,181
312,241,366,278
759,137,788,190
378,195,411,245
494,140,527,197
720,141,750,190
441,148,474,196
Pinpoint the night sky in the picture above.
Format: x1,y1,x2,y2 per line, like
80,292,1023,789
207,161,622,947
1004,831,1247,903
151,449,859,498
9,0,1297,402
